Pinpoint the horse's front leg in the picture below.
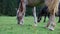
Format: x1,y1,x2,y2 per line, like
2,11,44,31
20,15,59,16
46,10,56,31
37,12,42,22
32,7,37,26
44,15,46,22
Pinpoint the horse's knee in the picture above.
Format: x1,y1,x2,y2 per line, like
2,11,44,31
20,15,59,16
51,22,56,27
49,9,55,15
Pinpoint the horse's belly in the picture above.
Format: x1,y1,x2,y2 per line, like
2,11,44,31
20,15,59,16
26,0,41,6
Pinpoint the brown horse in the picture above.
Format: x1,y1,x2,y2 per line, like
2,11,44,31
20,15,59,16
45,0,59,30
17,0,59,31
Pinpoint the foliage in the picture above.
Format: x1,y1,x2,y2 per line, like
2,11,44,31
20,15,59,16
0,0,18,16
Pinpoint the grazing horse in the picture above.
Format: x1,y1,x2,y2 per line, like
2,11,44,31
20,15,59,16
17,0,44,26
37,3,60,23
37,6,50,22
45,0,59,30
17,0,59,31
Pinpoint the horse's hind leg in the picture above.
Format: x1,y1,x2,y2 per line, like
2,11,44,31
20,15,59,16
37,13,42,22
32,7,37,26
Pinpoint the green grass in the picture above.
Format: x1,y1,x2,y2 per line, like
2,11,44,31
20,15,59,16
0,16,60,34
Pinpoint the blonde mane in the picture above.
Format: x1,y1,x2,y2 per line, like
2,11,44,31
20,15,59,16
45,0,59,14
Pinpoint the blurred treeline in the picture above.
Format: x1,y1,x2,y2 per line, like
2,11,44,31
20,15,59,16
0,0,44,16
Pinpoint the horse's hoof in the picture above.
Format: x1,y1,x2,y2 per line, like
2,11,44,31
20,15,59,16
34,24,37,26
49,28,54,31
20,22,24,25
37,20,40,22
48,26,54,31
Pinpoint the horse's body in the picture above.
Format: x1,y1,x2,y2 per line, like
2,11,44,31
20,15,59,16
17,0,59,31
17,0,44,26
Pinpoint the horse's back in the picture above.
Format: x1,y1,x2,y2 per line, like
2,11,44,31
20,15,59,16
45,0,59,14
45,0,59,10
26,0,44,6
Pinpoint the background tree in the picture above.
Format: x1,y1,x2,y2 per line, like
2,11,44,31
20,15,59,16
0,0,44,16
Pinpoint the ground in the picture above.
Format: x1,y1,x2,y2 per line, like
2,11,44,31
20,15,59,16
0,16,60,34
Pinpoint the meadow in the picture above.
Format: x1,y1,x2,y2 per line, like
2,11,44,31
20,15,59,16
0,16,60,34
